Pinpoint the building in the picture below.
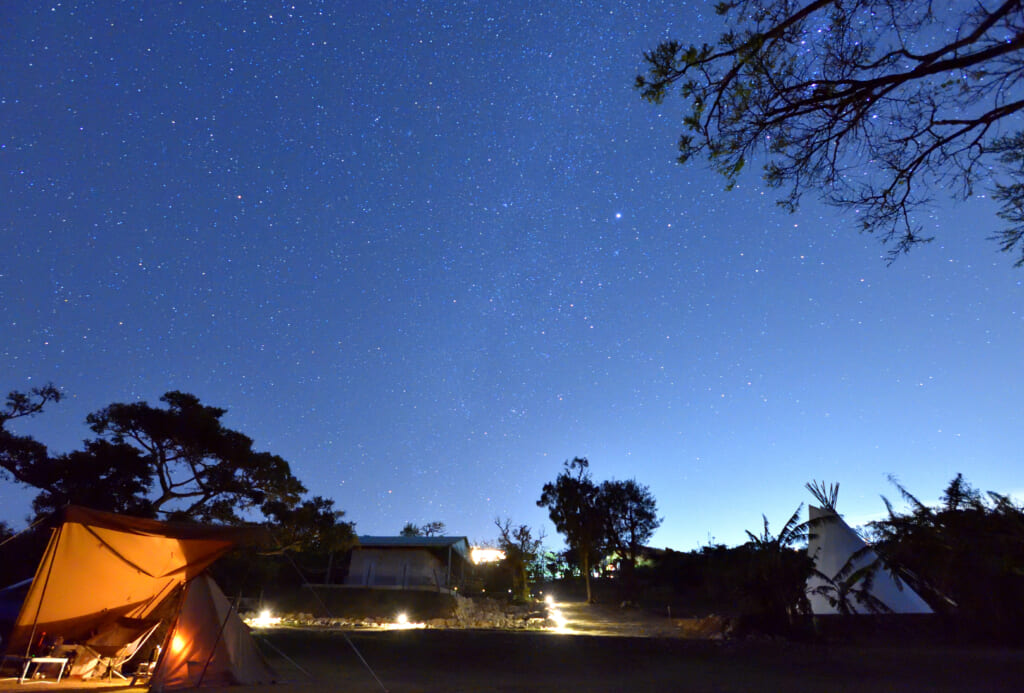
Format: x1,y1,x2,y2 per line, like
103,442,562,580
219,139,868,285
344,535,471,593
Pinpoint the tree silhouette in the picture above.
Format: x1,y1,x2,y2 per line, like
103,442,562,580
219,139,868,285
0,385,61,493
494,518,544,602
637,0,1024,263
740,505,814,632
599,478,661,596
870,475,1024,640
538,457,604,603
85,391,305,523
399,521,446,537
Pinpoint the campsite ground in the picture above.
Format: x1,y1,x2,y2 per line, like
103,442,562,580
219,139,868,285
3,602,1022,692
252,628,1023,693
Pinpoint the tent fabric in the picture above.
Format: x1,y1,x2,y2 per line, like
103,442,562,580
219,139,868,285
4,505,276,691
7,506,261,655
149,574,276,691
806,505,932,615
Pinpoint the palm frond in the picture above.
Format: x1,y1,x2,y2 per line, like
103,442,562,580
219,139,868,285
887,474,931,516
777,503,807,546
805,480,839,511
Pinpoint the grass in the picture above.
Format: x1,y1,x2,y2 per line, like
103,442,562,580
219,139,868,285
250,627,1024,693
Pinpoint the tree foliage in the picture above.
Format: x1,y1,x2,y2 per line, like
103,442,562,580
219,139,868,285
807,543,894,616
84,391,305,523
0,387,351,553
599,479,661,594
637,0,1024,263
494,518,545,602
264,495,355,554
870,474,1024,641
537,457,604,602
739,505,815,632
0,385,62,493
29,440,153,518
400,521,447,537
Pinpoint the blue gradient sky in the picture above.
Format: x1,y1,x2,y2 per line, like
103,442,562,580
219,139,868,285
3,1,1021,550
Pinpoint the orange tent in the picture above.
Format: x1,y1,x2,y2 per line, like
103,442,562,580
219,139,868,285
5,506,276,689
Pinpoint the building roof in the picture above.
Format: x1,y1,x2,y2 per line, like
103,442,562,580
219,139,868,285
356,535,470,560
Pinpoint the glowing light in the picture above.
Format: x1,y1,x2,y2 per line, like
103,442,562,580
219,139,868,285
170,634,186,654
470,547,505,564
246,609,282,628
547,606,569,633
544,594,554,606
383,613,425,630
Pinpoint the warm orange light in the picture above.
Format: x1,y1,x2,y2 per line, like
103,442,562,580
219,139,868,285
171,633,186,654
470,547,505,564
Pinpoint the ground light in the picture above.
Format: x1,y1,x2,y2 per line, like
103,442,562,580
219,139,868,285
544,598,569,633
384,612,425,630
246,609,282,628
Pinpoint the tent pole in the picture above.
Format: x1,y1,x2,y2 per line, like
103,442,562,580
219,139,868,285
24,524,62,658
194,577,237,688
0,514,50,550
280,549,388,692
252,634,313,679
149,582,187,693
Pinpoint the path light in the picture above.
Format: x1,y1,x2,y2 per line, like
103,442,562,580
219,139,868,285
548,606,568,633
543,596,569,633
248,609,281,628
385,612,425,630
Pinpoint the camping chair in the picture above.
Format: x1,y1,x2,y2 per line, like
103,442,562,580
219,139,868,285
85,618,160,681
129,645,161,687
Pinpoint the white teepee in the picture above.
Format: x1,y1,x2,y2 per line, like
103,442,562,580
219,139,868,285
806,505,932,615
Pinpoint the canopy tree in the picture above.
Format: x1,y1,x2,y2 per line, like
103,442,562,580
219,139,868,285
537,457,604,602
0,387,350,538
83,391,306,523
599,478,661,594
29,440,153,518
636,0,1024,264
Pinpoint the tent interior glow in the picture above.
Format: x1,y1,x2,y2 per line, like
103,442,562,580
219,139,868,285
6,507,276,689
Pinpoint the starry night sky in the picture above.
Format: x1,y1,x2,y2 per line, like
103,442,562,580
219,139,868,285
3,1,1022,550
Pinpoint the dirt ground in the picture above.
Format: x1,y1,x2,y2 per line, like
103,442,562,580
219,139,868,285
3,604,1022,693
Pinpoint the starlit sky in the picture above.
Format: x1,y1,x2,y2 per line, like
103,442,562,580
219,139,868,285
2,2,1022,550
